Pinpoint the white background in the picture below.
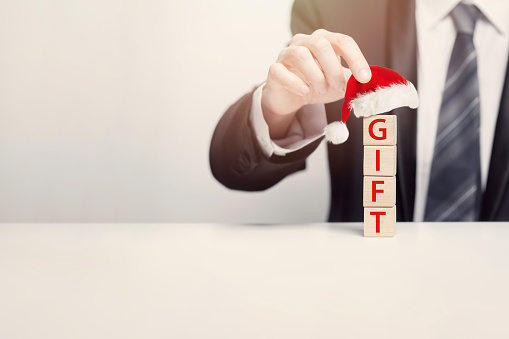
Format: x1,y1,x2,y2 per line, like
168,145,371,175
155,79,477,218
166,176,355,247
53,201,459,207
0,0,329,223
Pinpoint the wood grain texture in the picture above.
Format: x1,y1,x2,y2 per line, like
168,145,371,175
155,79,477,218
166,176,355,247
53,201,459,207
364,146,397,176
363,176,396,207
364,206,396,237
363,115,397,146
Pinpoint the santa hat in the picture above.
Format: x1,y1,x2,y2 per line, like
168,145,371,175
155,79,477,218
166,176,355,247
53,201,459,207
323,65,419,144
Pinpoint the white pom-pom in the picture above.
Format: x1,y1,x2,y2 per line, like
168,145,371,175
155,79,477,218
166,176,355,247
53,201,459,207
323,121,349,144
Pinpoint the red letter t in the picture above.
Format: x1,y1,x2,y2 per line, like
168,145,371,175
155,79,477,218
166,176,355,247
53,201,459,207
370,211,387,233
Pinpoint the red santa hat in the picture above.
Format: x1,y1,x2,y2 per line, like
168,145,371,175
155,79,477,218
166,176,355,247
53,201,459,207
323,65,419,144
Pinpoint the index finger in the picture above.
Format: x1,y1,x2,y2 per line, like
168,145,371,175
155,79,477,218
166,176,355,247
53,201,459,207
314,30,371,83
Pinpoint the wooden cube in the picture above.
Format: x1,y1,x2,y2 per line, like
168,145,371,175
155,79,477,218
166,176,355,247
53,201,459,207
363,176,396,207
363,115,397,146
364,206,395,237
364,146,397,176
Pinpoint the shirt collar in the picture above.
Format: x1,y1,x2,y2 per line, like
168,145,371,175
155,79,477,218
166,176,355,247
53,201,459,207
417,0,509,35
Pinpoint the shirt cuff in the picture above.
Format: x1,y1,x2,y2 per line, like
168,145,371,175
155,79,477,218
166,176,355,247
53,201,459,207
249,83,327,158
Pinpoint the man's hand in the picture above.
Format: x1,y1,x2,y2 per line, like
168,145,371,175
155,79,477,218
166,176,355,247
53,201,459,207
261,29,371,139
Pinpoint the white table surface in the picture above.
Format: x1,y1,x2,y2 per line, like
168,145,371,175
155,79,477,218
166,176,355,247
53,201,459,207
1,222,508,338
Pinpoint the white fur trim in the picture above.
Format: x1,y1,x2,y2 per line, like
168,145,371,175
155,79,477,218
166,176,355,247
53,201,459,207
323,121,349,144
351,82,419,117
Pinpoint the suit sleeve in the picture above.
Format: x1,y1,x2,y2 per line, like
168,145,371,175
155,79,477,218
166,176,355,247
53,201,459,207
209,0,323,191
209,88,323,191
290,0,321,35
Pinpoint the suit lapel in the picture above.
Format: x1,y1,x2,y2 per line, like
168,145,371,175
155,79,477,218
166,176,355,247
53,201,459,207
480,59,509,220
386,0,418,221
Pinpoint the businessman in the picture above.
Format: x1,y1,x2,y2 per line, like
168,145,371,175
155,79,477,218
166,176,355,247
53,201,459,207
210,0,509,222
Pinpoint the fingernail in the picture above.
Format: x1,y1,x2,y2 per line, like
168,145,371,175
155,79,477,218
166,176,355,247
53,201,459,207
299,85,310,96
359,69,371,83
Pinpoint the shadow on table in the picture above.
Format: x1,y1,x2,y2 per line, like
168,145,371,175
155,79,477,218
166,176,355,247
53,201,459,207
230,223,364,236
328,223,364,236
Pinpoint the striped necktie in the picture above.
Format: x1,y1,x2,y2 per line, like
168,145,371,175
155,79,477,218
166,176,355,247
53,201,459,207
424,3,482,221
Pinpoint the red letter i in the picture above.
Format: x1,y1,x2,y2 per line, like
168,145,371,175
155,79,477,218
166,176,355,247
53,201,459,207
376,149,380,171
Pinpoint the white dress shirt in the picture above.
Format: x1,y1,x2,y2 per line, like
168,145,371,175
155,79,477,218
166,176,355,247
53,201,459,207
250,0,509,221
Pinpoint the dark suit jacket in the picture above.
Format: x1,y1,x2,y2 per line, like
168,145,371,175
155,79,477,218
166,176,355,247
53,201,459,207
209,0,509,221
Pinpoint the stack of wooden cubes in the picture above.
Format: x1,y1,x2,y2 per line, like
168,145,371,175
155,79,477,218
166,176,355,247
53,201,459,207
363,115,397,237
